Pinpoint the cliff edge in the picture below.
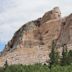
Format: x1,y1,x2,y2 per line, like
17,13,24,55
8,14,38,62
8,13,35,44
0,7,72,66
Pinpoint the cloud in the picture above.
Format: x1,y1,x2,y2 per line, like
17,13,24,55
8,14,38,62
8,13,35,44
0,0,72,51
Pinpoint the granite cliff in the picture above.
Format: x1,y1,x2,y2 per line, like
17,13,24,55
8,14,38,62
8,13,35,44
0,7,72,66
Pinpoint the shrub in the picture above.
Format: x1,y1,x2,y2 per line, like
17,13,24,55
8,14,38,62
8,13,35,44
0,64,72,72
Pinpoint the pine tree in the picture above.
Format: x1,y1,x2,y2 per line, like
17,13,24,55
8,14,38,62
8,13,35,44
49,40,60,69
67,50,72,64
61,44,68,66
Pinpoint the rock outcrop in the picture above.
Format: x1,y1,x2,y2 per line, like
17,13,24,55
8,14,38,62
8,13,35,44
0,7,72,66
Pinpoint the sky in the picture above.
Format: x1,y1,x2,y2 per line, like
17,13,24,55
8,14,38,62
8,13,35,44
0,0,72,51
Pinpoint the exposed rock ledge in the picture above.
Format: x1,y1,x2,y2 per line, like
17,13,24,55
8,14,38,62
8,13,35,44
0,7,72,67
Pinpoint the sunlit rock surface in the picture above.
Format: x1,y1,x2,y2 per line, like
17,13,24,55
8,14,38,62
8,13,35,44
0,7,72,67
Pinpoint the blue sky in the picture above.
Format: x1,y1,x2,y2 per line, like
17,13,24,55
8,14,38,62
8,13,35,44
0,0,72,51
0,42,5,51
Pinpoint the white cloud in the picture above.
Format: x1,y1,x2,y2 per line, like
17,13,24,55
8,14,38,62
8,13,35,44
0,0,72,45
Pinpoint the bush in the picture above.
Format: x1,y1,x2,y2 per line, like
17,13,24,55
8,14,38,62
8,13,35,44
0,64,72,72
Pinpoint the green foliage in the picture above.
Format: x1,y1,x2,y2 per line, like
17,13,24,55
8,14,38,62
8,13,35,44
49,40,72,67
0,41,72,72
67,50,72,64
49,40,60,67
61,44,69,66
0,64,72,72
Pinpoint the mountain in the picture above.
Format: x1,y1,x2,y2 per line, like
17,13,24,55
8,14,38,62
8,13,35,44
0,7,72,66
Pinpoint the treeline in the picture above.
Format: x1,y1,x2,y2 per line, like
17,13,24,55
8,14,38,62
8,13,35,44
49,40,72,67
0,64,72,72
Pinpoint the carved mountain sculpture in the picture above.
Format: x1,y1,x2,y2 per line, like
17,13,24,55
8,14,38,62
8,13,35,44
0,7,72,66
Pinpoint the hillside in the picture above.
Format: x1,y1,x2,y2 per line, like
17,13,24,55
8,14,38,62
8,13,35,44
0,7,72,66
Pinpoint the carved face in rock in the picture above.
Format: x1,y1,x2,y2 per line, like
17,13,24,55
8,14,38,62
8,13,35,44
52,7,61,19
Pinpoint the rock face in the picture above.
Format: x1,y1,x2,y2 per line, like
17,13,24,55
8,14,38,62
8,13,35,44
0,7,72,66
